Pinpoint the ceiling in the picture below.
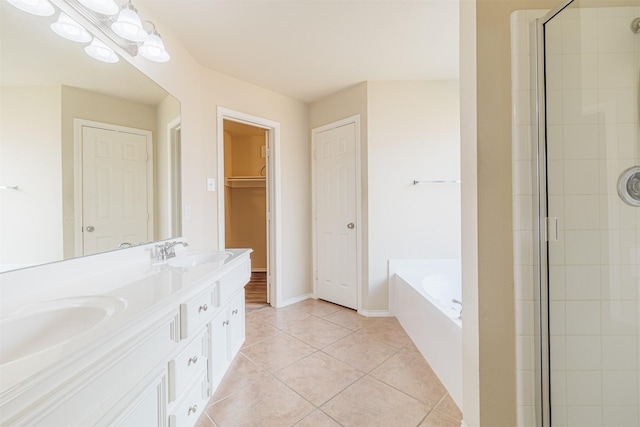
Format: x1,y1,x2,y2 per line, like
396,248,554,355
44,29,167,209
138,0,460,103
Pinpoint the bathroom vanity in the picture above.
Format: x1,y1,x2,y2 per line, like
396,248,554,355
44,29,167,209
0,247,251,426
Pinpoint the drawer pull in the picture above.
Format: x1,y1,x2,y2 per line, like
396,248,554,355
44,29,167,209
232,309,238,315
198,304,208,313
223,320,229,326
188,356,198,366
188,404,198,416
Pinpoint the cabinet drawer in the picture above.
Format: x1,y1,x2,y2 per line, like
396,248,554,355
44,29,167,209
180,290,215,339
217,259,251,304
169,328,208,402
169,375,208,427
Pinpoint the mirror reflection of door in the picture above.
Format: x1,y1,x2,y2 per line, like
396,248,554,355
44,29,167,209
81,125,152,255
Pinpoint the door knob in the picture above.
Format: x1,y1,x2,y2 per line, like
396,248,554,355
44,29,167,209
86,225,95,232
347,223,355,229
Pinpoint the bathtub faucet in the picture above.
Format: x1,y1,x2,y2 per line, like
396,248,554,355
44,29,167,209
452,299,462,320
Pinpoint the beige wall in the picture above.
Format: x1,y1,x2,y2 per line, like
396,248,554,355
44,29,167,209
0,86,63,268
367,80,461,311
461,1,557,425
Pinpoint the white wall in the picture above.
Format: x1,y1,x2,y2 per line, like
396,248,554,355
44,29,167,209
0,86,63,269
367,81,461,311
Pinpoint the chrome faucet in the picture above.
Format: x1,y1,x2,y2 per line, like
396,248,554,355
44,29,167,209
452,299,462,320
156,241,188,261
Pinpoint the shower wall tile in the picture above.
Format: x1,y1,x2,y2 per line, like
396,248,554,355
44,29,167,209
565,371,602,405
602,335,637,370
563,124,599,159
597,16,636,53
601,300,638,336
564,230,601,265
602,406,639,427
549,265,566,301
602,370,638,405
561,89,598,125
563,159,599,194
567,405,602,427
565,301,601,335
564,195,600,230
561,15,598,54
517,370,535,406
598,53,635,89
550,337,567,372
550,301,566,336
565,335,602,370
598,88,637,124
600,265,637,301
565,265,601,300
562,54,598,90
547,125,564,159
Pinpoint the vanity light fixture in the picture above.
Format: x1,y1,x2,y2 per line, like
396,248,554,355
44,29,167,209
139,23,170,62
6,0,54,16
111,1,147,42
51,12,92,42
84,37,119,63
76,0,118,16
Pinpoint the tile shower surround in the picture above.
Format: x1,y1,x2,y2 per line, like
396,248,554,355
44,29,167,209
512,6,640,427
195,299,463,427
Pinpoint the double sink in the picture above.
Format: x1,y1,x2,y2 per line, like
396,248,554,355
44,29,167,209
0,250,232,367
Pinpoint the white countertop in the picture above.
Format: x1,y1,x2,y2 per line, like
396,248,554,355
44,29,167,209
0,248,251,395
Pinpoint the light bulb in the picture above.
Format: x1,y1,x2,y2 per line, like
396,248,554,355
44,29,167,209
139,30,170,62
6,0,54,16
85,38,119,63
77,0,119,16
111,3,147,42
51,13,92,43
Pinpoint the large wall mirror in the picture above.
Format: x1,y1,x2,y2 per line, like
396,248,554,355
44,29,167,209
0,0,182,272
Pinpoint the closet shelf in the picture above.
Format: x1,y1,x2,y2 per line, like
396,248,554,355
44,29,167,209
225,176,266,188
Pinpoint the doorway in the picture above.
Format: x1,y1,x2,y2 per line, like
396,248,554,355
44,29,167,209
217,108,282,308
223,120,268,310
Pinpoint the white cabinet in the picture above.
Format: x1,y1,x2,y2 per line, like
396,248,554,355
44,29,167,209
227,289,246,359
209,288,246,391
0,250,251,427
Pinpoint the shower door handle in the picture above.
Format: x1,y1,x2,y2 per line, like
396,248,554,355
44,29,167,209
545,217,558,242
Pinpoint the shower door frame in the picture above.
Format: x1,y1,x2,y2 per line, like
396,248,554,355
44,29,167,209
532,1,578,426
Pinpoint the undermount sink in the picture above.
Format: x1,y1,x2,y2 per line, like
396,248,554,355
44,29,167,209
167,251,231,269
0,296,126,365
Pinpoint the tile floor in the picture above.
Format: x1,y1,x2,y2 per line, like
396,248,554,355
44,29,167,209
196,299,462,427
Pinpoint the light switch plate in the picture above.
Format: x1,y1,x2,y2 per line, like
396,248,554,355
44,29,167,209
207,178,215,192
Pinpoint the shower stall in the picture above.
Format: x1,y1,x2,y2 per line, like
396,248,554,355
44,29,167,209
532,0,640,425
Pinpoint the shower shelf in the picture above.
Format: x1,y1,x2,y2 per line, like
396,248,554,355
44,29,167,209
224,176,266,188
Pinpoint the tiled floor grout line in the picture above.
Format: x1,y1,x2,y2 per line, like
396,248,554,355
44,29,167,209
203,301,462,426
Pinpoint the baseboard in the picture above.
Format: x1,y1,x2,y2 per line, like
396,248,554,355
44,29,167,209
278,293,314,308
357,309,392,317
251,268,267,273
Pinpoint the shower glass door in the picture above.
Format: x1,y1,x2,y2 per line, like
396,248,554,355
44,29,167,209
544,1,640,426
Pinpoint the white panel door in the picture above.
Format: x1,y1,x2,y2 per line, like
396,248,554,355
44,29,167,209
314,122,357,309
82,126,149,255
